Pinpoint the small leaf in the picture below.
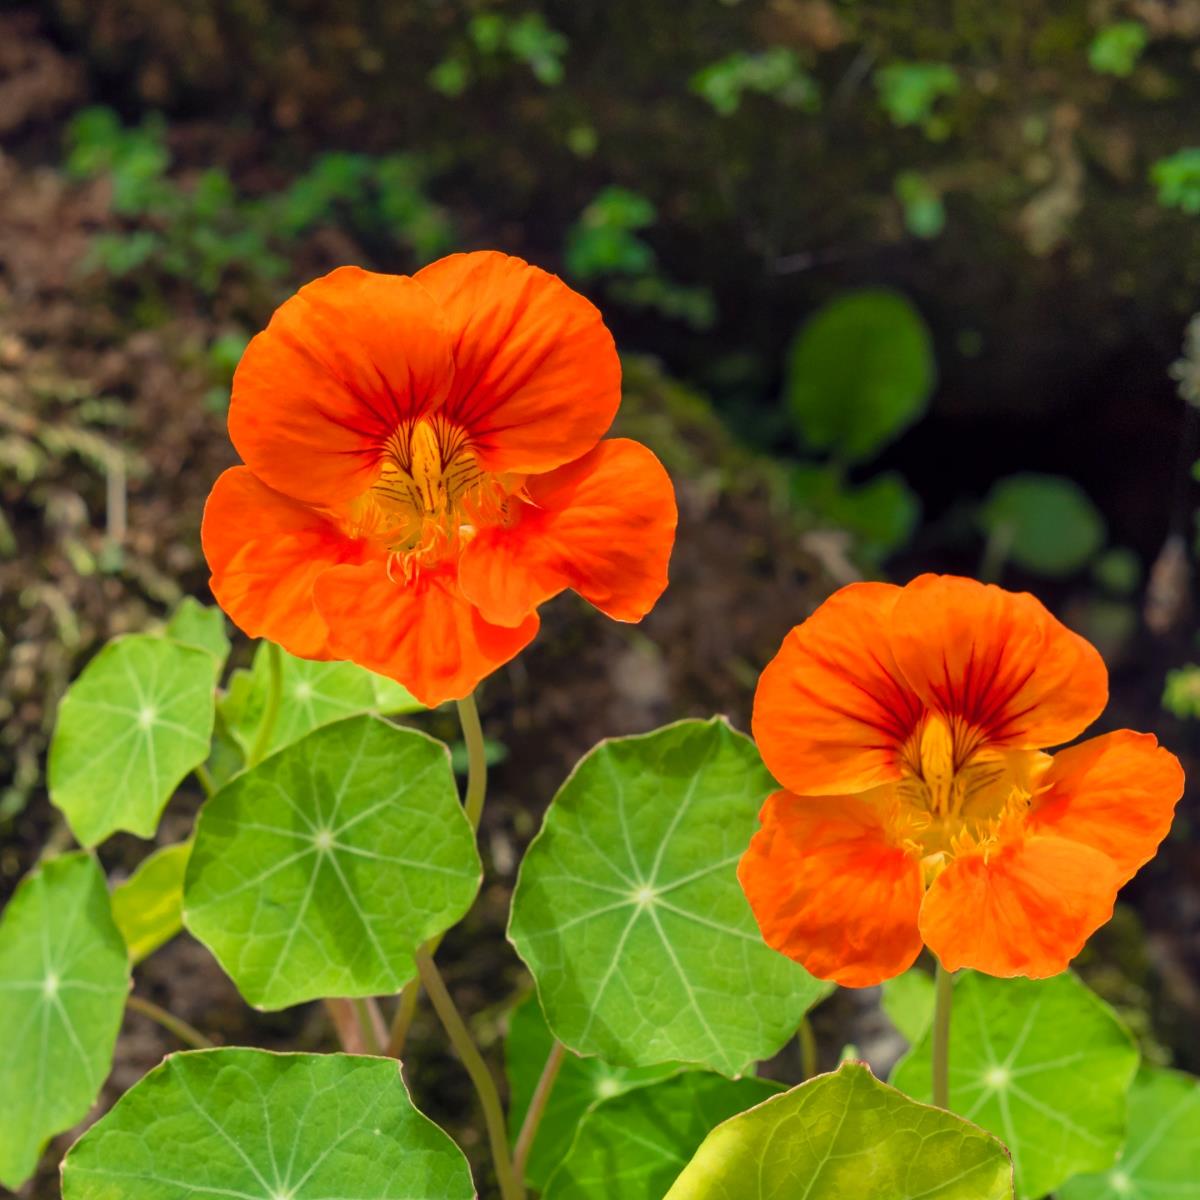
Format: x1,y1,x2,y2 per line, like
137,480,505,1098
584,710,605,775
110,841,191,964
891,972,1138,1199
61,1049,475,1199
1088,22,1148,78
664,1061,1013,1199
784,288,935,463
1059,1066,1200,1199
164,597,230,670
980,473,1106,577
545,1070,781,1199
184,715,480,1009
0,853,130,1190
506,993,677,1190
881,966,936,1045
220,641,423,761
508,717,824,1076
49,635,217,846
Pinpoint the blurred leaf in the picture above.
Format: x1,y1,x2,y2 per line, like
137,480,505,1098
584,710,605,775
565,187,657,279
790,466,920,559
881,967,935,1045
545,1070,781,1199
1151,149,1200,214
891,972,1138,1199
691,49,820,116
110,841,191,964
784,288,935,462
429,55,471,97
1088,23,1148,78
980,473,1105,577
509,718,824,1076
505,13,569,85
875,62,959,130
1091,547,1142,596
895,170,946,238
664,1061,1013,1199
0,853,130,1191
1162,664,1200,719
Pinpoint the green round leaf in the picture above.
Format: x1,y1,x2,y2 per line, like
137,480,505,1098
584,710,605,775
980,473,1106,577
110,841,191,965
61,1049,475,1199
508,717,823,1076
664,1061,1013,1199
545,1070,781,1199
784,288,935,462
891,972,1138,1199
1060,1067,1200,1200
184,715,480,1009
49,635,217,846
220,641,422,761
881,967,936,1046
506,992,678,1190
0,853,130,1190
165,598,230,670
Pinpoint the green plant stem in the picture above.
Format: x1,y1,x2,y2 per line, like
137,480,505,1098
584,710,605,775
932,960,954,1110
194,763,215,799
247,641,283,768
351,997,384,1055
513,1040,566,1186
387,689,488,1056
126,994,213,1050
417,952,521,1200
798,1016,818,1080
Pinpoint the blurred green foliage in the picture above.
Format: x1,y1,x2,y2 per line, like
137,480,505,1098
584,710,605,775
1162,665,1200,720
690,49,820,117
894,171,946,240
431,11,568,96
1088,22,1148,78
874,62,958,138
1151,150,1200,215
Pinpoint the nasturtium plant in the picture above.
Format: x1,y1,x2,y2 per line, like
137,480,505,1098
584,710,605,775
544,1069,781,1199
220,641,421,761
164,596,230,670
664,1062,1014,1199
892,972,1139,1199
979,473,1106,577
506,993,677,1190
1059,1067,1200,1200
509,718,824,1076
881,966,936,1045
61,1050,475,1199
0,853,130,1191
110,840,191,964
784,288,935,463
184,715,480,1008
48,634,216,845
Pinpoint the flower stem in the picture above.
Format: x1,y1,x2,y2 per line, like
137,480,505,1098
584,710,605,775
126,994,213,1050
248,641,283,768
417,952,522,1200
325,998,367,1053
513,1040,566,1185
798,1016,818,1080
932,960,954,1109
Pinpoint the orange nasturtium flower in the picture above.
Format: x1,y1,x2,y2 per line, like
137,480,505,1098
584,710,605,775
739,574,1184,986
202,252,677,707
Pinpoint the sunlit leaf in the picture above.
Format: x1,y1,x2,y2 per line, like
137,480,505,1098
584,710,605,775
61,1049,474,1199
891,972,1138,1199
184,715,479,1009
49,635,216,846
664,1061,1013,1199
506,992,678,1190
220,641,423,761
110,841,191,964
508,717,823,1076
545,1070,780,1199
1059,1066,1200,1200
0,853,130,1190
784,288,935,463
881,966,936,1045
164,598,230,671
980,473,1106,577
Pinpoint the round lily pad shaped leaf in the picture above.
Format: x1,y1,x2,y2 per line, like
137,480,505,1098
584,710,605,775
980,473,1106,577
664,1061,1014,1200
1059,1066,1200,1200
891,971,1138,1199
544,1069,781,1200
0,852,130,1191
784,287,935,463
184,714,480,1009
61,1049,475,1200
49,634,217,846
508,717,824,1076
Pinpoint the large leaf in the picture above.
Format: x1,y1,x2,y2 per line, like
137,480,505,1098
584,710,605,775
891,971,1138,1199
164,597,230,671
1059,1067,1200,1200
110,841,191,964
882,966,936,1045
545,1070,781,1199
508,718,823,1076
49,635,217,846
784,288,935,462
220,641,422,760
506,992,678,1190
665,1061,1013,1199
0,853,130,1190
61,1049,475,1199
184,715,480,1009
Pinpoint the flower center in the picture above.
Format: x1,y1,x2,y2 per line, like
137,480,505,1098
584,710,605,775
346,417,509,577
